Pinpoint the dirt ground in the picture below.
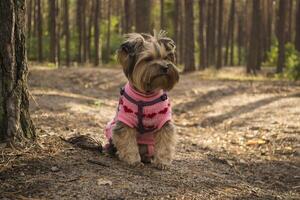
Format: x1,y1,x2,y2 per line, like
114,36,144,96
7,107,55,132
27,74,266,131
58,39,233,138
1,66,300,200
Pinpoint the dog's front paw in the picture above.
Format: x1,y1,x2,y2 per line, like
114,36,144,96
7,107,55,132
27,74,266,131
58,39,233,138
153,158,171,170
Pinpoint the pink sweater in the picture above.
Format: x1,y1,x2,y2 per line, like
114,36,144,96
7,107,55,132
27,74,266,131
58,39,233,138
104,83,172,157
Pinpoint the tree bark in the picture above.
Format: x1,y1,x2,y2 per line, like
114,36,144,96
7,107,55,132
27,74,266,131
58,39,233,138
246,0,261,74
173,0,180,64
229,0,235,66
183,0,195,72
216,0,224,69
295,0,300,52
124,0,132,33
276,0,287,73
135,0,151,33
94,0,101,66
49,0,57,63
198,0,207,70
64,0,70,66
0,0,36,143
105,0,111,63
76,0,82,63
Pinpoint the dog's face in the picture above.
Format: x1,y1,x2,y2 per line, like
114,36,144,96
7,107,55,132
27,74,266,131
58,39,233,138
117,31,179,93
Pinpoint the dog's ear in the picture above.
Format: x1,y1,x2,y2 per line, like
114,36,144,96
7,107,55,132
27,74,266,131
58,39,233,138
159,37,176,63
117,33,145,78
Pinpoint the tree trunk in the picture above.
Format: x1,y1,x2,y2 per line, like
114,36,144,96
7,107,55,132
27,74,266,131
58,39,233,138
216,0,224,69
56,0,61,67
124,0,132,33
210,0,217,65
76,0,82,63
82,0,87,63
277,0,287,73
135,0,151,33
183,0,195,72
0,0,36,143
105,0,111,63
198,0,207,70
295,0,300,52
206,0,212,67
173,0,180,64
49,0,57,63
94,0,101,66
87,1,93,62
229,0,235,66
36,0,43,62
179,0,185,64
64,0,70,66
246,0,261,74
160,0,165,30
287,0,293,42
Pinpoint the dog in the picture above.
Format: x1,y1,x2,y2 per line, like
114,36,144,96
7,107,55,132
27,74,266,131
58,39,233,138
104,31,179,169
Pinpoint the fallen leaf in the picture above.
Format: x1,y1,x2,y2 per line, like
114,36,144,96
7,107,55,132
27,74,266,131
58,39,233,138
246,139,267,146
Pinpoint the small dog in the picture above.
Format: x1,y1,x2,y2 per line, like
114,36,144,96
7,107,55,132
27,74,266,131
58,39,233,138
104,31,179,169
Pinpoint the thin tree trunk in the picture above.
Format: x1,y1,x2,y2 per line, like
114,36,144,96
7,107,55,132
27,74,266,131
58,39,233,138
56,0,60,67
225,0,235,66
105,0,111,63
124,0,131,33
135,0,151,33
49,0,57,63
37,0,43,62
82,0,87,63
173,0,180,63
183,0,195,72
160,0,165,30
229,0,235,66
87,1,93,62
94,0,101,66
198,0,206,69
295,0,300,52
210,0,217,65
206,0,212,66
64,0,70,66
277,0,287,73
76,0,82,63
216,0,224,69
0,0,36,143
179,0,185,64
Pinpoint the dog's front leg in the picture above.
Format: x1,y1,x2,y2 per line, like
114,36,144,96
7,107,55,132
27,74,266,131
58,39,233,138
112,121,143,167
153,122,177,169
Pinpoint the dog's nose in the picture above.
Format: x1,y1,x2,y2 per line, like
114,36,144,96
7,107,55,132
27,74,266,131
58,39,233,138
161,65,169,74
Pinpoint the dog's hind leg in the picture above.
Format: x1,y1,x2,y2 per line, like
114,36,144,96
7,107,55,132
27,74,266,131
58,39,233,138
153,122,177,169
112,121,143,167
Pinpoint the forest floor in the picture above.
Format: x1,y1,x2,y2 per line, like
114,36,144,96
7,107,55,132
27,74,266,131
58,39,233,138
1,66,300,200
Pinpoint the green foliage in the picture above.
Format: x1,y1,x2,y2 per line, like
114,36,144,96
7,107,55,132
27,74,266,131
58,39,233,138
265,41,300,80
264,41,278,67
284,44,300,80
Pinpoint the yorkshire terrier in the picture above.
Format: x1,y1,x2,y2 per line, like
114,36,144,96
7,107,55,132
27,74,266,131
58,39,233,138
104,31,179,169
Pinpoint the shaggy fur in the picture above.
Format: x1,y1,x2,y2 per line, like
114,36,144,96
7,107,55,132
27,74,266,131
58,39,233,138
113,31,179,169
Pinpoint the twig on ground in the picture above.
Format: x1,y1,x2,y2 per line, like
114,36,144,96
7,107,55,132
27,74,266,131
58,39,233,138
87,159,109,167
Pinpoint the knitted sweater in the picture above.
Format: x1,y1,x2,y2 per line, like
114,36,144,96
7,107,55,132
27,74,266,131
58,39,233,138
104,83,172,157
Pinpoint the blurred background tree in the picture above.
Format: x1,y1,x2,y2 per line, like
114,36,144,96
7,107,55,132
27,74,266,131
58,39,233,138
25,0,300,80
